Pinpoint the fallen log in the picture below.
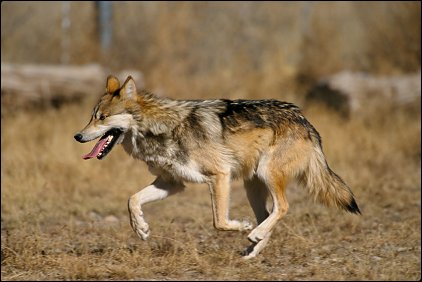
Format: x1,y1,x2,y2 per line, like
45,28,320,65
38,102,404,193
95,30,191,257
305,70,421,117
1,63,144,110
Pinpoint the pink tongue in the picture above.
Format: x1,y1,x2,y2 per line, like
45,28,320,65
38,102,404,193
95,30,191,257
82,138,108,160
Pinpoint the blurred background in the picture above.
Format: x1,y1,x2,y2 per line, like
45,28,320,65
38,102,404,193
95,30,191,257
1,2,421,280
2,1,420,106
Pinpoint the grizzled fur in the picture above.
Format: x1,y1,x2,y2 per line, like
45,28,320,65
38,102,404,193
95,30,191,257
75,75,360,259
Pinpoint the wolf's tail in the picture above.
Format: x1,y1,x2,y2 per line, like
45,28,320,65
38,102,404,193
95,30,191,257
299,131,361,214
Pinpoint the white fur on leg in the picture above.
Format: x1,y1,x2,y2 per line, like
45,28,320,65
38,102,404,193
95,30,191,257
242,231,273,259
128,177,184,240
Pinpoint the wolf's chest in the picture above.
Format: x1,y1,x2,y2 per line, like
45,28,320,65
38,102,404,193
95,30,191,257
122,131,208,183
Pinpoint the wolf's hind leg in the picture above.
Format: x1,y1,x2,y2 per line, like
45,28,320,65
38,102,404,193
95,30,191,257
244,176,270,224
128,177,184,240
247,174,289,244
208,172,253,231
242,176,272,258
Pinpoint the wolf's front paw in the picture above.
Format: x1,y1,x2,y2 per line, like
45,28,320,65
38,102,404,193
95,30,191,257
132,220,150,240
134,225,150,240
129,213,150,240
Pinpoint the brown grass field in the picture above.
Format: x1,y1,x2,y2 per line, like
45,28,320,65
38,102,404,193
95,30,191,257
1,90,420,280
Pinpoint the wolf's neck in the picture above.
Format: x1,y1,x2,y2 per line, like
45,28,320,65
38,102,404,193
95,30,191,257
135,91,191,136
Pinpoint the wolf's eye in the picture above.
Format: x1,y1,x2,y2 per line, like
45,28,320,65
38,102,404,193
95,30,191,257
99,115,106,120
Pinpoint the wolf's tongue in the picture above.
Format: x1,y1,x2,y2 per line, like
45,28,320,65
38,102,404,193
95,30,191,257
82,138,108,160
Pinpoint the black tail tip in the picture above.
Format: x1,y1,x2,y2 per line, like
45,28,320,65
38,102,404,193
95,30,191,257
346,198,361,215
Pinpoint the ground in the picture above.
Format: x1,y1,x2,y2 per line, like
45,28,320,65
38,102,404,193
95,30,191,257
1,98,420,280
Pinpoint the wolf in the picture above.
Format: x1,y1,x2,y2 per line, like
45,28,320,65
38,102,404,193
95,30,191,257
74,75,360,259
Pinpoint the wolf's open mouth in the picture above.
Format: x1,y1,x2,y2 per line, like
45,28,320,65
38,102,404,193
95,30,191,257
82,128,123,160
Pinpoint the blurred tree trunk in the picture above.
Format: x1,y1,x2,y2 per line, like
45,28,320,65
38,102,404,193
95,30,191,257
61,1,71,64
95,1,113,57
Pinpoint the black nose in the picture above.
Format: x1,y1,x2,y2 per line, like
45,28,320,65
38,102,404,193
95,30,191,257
74,133,83,142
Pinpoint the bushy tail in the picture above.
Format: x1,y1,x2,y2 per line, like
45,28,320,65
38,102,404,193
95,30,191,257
299,141,361,214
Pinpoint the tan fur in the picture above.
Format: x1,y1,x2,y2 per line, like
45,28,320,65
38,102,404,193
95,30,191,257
225,128,274,178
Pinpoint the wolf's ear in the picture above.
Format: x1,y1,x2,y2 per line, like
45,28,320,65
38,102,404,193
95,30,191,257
106,75,120,93
121,76,137,99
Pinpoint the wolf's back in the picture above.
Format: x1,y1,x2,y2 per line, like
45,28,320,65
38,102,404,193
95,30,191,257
217,99,304,134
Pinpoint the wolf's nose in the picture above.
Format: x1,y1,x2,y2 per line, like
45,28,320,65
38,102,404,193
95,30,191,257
74,133,83,142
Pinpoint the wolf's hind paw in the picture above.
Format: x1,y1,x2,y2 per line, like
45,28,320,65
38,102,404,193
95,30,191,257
240,220,253,231
247,228,266,243
229,219,253,231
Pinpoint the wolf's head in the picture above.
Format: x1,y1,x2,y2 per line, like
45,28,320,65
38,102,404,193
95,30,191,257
74,75,139,160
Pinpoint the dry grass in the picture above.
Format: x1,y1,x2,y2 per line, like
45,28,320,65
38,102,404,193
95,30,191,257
1,93,420,280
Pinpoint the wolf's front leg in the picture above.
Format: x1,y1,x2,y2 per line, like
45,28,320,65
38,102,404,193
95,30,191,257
208,172,253,231
128,176,184,240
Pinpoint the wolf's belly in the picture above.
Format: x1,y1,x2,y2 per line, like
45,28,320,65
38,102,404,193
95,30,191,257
146,158,208,183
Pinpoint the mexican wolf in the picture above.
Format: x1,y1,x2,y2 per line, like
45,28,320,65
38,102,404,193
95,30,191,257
74,75,360,259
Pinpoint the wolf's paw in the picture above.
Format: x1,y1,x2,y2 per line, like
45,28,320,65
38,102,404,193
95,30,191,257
240,243,257,259
129,213,150,240
225,219,253,231
239,220,253,231
242,251,258,260
214,219,253,231
134,222,150,240
247,228,266,243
